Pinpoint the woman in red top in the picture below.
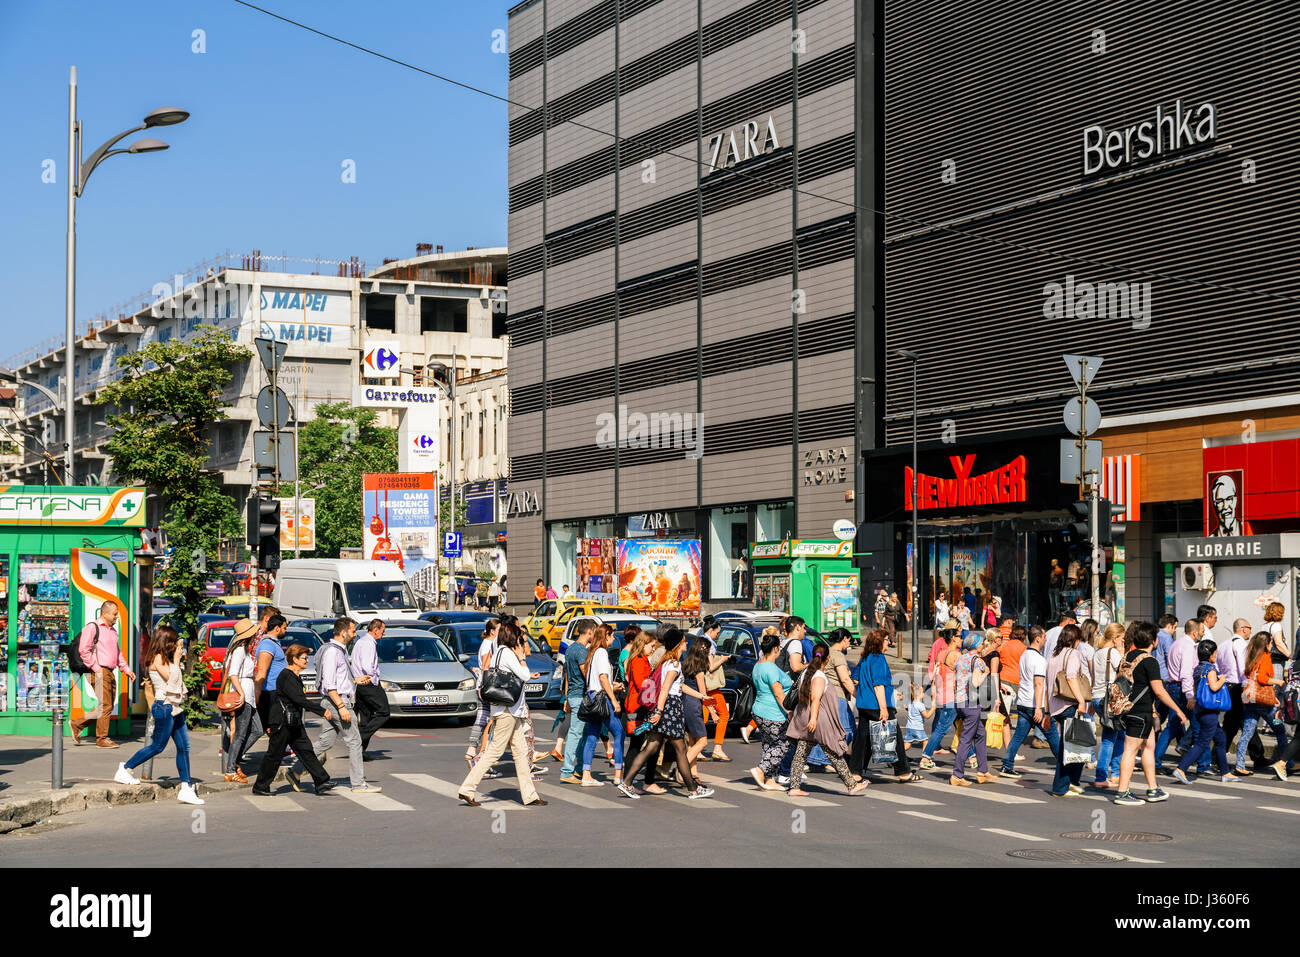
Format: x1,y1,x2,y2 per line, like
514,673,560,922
1237,632,1284,775
620,628,665,794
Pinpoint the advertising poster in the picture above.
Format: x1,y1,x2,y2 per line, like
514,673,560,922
576,538,616,601
754,573,791,613
973,544,992,605
905,542,914,615
278,497,315,552
616,539,701,616
821,574,860,632
952,547,974,605
69,549,130,725
937,541,950,608
362,473,439,576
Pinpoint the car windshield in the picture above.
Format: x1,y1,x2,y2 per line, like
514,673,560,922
204,626,236,649
346,581,417,610
377,636,456,663
282,632,321,652
615,619,660,639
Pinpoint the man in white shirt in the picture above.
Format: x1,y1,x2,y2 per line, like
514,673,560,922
1044,613,1075,661
1198,604,1220,648
999,626,1058,775
934,596,950,628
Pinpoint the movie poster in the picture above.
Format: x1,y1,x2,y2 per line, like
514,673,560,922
576,538,616,601
951,547,975,606
362,473,439,576
616,539,701,616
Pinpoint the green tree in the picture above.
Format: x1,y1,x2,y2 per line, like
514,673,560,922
97,325,249,727
281,403,397,558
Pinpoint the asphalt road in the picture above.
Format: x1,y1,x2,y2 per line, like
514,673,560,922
3,710,1296,868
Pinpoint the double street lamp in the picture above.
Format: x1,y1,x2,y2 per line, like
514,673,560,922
65,66,188,484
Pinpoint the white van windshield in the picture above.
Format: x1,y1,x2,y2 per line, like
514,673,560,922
346,580,418,611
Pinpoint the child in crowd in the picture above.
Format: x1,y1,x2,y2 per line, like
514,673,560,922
904,682,933,750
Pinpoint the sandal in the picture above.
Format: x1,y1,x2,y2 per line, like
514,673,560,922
895,772,920,783
642,783,668,795
711,752,733,763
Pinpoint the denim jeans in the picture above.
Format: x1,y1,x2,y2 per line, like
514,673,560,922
561,695,586,777
922,706,957,759
1236,704,1272,771
124,702,192,784
1051,705,1084,795
1154,702,1184,767
1093,698,1125,782
1180,710,1228,774
580,692,626,771
809,696,856,765
1002,705,1057,771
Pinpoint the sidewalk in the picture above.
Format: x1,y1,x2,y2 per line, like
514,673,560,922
0,718,280,835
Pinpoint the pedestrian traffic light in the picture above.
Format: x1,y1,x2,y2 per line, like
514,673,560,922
1096,498,1115,547
1069,500,1091,542
256,497,281,571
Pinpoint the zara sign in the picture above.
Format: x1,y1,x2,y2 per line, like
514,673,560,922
706,114,780,174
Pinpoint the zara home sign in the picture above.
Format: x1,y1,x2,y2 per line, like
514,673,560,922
706,114,780,173
1082,99,1216,176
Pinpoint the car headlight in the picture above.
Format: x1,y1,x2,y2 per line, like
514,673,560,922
551,665,563,679
458,677,476,691
380,680,402,692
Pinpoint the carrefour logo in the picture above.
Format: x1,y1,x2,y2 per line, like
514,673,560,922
364,347,399,372
412,434,437,451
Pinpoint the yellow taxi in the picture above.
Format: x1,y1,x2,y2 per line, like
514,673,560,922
525,599,635,651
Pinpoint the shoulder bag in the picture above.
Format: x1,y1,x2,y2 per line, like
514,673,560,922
480,648,525,706
781,669,805,712
1242,660,1278,707
216,646,245,714
1054,648,1092,700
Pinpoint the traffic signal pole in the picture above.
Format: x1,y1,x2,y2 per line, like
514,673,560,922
1089,470,1101,619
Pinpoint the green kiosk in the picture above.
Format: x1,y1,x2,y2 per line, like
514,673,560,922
0,485,146,737
750,539,860,636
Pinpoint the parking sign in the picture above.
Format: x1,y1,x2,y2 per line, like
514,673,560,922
443,532,462,557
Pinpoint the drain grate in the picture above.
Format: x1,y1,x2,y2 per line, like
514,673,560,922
1059,831,1173,843
1007,848,1121,863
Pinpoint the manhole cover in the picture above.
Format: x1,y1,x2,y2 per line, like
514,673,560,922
1059,831,1172,843
1007,848,1121,863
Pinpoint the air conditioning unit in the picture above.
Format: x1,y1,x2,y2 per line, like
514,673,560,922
1181,563,1215,591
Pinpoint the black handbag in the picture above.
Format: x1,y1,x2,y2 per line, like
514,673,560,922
577,689,610,724
1064,715,1097,748
781,671,804,712
479,649,524,706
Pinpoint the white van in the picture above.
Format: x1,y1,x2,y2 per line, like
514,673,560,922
272,559,422,623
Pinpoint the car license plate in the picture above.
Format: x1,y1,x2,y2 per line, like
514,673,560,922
412,694,449,706
525,683,544,694
302,681,317,693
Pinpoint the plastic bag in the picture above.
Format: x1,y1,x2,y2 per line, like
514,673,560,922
869,719,898,766
985,712,1005,750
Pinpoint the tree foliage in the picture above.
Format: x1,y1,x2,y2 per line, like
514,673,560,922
281,403,397,558
97,325,249,727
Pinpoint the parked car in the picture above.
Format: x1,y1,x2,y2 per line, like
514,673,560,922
280,628,321,699
418,610,497,626
273,559,422,623
288,617,336,642
555,613,664,658
197,620,239,698
430,621,564,708
374,628,477,722
527,601,637,651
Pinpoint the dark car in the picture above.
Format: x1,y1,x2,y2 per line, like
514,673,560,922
418,610,497,626
707,616,832,728
429,621,564,707
280,628,322,698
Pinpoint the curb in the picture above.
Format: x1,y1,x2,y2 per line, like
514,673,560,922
0,766,290,835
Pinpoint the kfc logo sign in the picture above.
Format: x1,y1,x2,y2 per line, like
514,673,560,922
1206,469,1246,537
904,455,1028,510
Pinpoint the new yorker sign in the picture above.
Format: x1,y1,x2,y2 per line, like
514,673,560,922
904,455,1028,511
1082,99,1217,177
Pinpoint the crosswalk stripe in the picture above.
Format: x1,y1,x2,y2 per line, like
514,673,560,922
981,827,1049,842
700,775,838,807
1197,778,1296,798
899,810,956,822
243,794,305,811
535,782,631,809
1257,805,1300,816
856,786,944,806
393,772,539,810
978,775,1110,802
912,780,1045,804
1159,788,1239,801
333,788,414,811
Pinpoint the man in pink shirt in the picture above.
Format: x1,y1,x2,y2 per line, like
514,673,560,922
69,602,135,747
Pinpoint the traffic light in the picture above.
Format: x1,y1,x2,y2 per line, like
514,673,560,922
1069,500,1091,542
246,496,281,571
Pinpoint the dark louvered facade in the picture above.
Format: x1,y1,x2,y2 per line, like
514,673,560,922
506,0,866,610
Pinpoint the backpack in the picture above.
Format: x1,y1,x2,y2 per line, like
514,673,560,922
638,663,665,709
1106,651,1152,718
67,624,100,675
775,637,800,675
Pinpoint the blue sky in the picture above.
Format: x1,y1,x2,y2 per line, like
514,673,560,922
0,0,509,361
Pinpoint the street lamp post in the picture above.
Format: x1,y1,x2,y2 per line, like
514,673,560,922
65,66,187,486
896,349,920,666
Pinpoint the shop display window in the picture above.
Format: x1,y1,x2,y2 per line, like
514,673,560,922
15,556,71,713
708,506,751,599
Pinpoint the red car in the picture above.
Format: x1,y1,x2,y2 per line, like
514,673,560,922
198,620,241,697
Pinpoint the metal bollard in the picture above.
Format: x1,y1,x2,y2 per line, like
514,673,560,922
52,704,64,790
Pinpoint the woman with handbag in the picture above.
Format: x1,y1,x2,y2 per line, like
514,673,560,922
621,629,664,793
949,632,992,787
848,630,919,782
1045,623,1091,797
697,617,733,763
458,623,547,807
786,644,870,797
1174,640,1239,785
250,644,334,796
748,633,793,790
620,629,714,799
464,618,499,771
578,624,632,795
1236,632,1284,776
681,639,720,780
220,619,262,783
1092,623,1126,789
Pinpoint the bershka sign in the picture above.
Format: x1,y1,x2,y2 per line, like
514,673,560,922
904,455,1028,511
1082,99,1217,176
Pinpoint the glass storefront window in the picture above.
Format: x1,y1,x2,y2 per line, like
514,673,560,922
15,555,71,714
546,522,580,591
756,501,793,542
584,518,615,539
708,506,750,599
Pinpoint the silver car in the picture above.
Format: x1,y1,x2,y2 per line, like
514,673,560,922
375,628,478,722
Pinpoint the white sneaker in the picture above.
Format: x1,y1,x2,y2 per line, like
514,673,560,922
114,763,139,786
177,783,205,805
351,783,383,794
